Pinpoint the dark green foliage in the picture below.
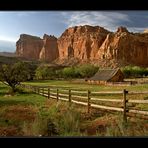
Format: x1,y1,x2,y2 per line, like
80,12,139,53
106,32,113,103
61,64,99,79
76,64,99,78
62,67,79,78
0,62,31,93
35,65,55,80
34,64,99,80
121,66,148,78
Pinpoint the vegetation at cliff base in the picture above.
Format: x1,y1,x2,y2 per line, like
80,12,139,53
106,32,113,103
121,66,148,78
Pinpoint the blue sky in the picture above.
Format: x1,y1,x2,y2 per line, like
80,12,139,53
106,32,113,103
0,11,148,43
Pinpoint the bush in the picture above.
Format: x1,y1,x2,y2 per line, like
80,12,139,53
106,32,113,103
35,65,55,80
62,67,79,79
61,64,99,79
76,64,99,78
121,66,148,78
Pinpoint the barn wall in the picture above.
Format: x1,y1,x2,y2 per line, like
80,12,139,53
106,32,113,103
88,80,107,85
109,70,124,82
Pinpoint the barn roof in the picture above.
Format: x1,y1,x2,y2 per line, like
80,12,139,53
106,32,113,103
89,68,122,81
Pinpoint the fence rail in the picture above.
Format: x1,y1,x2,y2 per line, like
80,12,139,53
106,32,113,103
19,84,148,122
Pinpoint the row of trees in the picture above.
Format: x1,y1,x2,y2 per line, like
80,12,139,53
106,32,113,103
0,62,98,93
1,61,148,93
35,64,99,80
121,66,148,78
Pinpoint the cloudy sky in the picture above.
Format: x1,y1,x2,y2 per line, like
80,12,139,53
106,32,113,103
0,11,148,51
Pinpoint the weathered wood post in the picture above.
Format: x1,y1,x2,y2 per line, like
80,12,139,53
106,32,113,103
48,88,50,99
57,89,59,101
87,90,91,113
123,89,128,123
69,89,71,105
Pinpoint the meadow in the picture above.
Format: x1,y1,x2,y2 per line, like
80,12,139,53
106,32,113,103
0,80,148,136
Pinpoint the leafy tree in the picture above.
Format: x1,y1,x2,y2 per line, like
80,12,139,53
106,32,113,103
62,67,78,78
61,64,99,79
76,64,99,78
35,65,55,80
121,66,148,78
0,62,30,93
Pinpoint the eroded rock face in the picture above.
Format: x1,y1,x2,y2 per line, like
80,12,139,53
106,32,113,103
143,29,148,33
16,34,43,60
58,25,110,61
39,34,59,62
98,27,148,67
16,26,148,67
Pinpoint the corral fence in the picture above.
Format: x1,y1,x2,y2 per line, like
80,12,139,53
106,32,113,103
19,84,148,122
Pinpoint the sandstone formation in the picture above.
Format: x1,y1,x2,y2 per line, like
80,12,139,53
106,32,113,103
16,25,148,67
143,29,148,33
58,25,110,61
16,34,43,60
98,26,148,67
39,34,59,62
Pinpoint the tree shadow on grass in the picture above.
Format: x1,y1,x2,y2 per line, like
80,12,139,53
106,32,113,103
0,100,30,107
0,89,34,97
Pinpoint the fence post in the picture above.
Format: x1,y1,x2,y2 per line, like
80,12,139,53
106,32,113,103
123,89,128,123
69,89,71,104
87,90,91,113
48,88,50,99
57,89,59,101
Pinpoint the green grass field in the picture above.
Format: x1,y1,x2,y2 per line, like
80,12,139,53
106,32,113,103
0,81,148,136
23,79,148,91
23,79,148,110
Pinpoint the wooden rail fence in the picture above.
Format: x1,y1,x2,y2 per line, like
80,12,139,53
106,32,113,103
19,84,148,122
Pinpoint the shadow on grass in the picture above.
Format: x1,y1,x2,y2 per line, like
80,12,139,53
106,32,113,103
0,99,27,107
0,86,7,89
0,89,34,96
0,91,37,107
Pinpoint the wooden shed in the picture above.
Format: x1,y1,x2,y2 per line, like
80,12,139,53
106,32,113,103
88,68,124,85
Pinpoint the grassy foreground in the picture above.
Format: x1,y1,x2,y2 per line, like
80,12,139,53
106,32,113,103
0,81,148,136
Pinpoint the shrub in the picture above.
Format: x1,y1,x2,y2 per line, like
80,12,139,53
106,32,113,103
61,64,99,79
121,66,148,78
62,67,79,79
35,65,55,80
76,64,99,78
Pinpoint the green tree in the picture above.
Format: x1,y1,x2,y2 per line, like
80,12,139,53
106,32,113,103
0,62,30,93
62,67,77,78
121,66,148,78
76,64,99,78
35,65,55,80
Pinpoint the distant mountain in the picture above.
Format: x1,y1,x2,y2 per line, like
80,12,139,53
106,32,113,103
0,40,15,52
0,52,16,57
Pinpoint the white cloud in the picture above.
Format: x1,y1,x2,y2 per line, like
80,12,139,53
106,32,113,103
61,11,132,32
128,27,148,33
0,35,17,42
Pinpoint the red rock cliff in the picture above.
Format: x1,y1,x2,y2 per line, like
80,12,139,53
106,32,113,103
16,26,148,67
57,25,110,61
16,34,43,60
98,26,148,67
39,34,59,62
